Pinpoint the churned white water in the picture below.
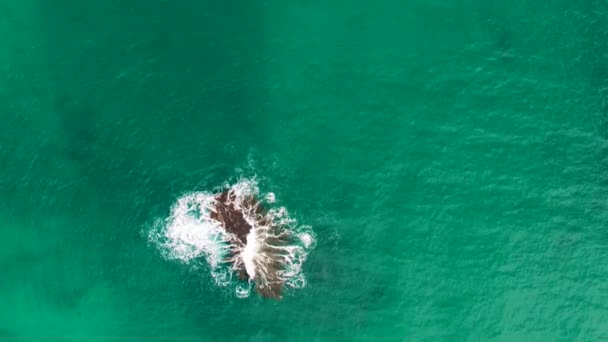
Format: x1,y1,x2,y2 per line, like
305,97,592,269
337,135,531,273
242,229,259,280
148,178,315,298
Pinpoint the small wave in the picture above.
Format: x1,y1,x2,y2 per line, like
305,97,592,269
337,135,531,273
148,178,315,299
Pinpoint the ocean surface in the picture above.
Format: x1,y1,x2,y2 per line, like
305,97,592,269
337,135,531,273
1,1,608,340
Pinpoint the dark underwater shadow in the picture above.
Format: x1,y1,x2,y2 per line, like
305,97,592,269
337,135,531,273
0,328,17,342
54,93,100,163
578,2,608,193
476,3,516,64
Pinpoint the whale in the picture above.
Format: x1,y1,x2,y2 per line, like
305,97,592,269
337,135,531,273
152,178,313,299
210,189,289,299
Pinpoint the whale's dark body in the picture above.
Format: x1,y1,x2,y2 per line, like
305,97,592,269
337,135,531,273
211,191,254,245
210,191,284,299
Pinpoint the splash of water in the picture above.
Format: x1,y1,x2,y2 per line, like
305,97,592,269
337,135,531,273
148,178,315,298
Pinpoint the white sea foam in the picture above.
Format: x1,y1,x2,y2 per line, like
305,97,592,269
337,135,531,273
148,178,315,298
242,228,259,279
265,192,276,203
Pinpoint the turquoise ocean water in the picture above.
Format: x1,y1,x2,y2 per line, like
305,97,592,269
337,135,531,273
1,1,608,340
